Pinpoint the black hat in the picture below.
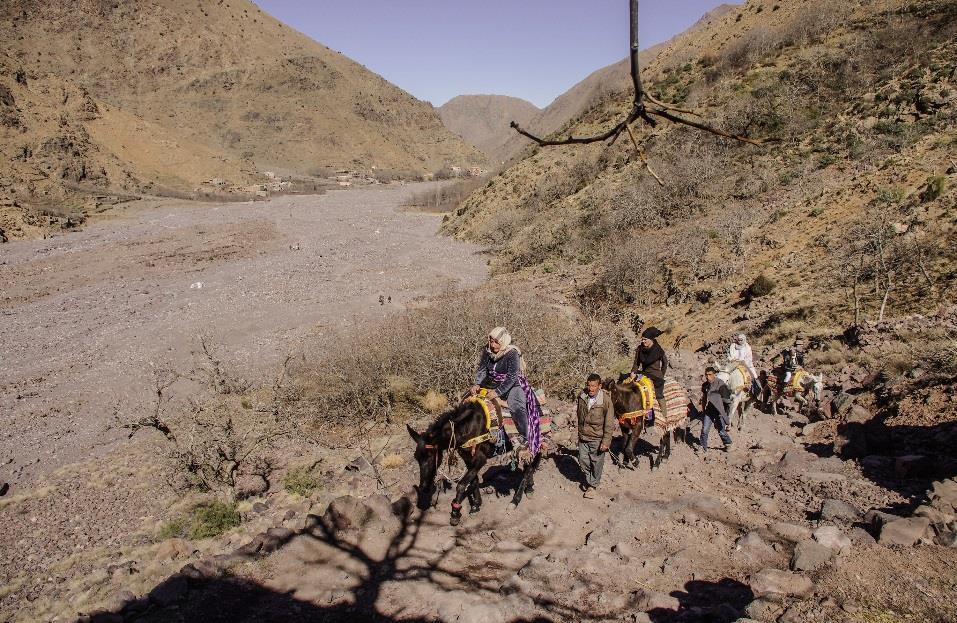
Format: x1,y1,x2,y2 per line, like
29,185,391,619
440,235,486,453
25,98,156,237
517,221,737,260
641,327,663,339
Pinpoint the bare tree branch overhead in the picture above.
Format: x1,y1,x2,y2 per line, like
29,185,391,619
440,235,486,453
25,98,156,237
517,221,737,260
509,0,772,150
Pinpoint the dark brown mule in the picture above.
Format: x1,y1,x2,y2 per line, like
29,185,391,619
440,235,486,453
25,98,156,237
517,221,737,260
605,375,676,470
407,400,542,526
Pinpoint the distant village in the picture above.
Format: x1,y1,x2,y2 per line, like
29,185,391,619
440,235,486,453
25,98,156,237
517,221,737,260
198,164,487,199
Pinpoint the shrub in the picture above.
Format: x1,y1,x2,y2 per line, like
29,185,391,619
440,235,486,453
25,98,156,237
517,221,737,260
283,466,321,497
156,517,188,541
750,274,777,298
189,502,241,539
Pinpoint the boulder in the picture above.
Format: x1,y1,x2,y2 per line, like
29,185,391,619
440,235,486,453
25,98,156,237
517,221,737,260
744,597,783,621
633,588,680,612
749,569,814,600
913,505,954,525
233,474,268,500
833,423,868,459
321,495,375,533
864,509,900,530
931,524,957,548
801,422,827,438
734,531,776,565
820,499,861,523
155,538,191,561
846,405,872,424
879,517,931,546
848,527,877,547
930,478,957,510
791,540,834,571
769,522,812,543
812,526,851,553
831,392,856,416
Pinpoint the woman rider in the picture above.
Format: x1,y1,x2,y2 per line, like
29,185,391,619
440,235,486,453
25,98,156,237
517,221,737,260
469,327,542,455
627,327,668,397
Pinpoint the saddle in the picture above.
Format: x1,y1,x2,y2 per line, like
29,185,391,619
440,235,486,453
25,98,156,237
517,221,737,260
767,367,807,396
466,389,554,455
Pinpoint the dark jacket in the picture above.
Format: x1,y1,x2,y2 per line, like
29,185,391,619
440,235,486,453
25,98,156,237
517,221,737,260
474,348,521,396
577,389,616,448
632,341,668,383
701,377,732,418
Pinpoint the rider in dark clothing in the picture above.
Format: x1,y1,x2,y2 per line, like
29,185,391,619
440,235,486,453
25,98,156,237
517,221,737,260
629,326,668,398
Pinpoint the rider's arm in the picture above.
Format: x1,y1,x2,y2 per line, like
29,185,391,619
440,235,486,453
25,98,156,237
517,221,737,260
473,350,489,387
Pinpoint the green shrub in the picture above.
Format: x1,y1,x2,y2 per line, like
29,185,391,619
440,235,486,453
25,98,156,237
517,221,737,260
189,502,241,539
817,153,838,168
156,517,188,541
284,466,321,497
750,274,777,298
809,207,825,217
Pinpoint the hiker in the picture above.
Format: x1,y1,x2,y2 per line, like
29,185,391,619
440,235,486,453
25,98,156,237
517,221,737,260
627,326,668,398
728,333,762,396
697,366,733,454
773,335,807,383
470,326,539,442
576,373,616,498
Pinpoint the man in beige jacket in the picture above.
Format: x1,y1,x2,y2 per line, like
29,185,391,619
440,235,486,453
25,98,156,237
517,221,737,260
577,373,617,498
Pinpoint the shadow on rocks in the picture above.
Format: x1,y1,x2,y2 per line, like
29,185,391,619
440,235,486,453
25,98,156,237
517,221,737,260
647,577,755,623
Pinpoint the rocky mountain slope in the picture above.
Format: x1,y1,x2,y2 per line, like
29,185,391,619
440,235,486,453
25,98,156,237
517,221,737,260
0,0,485,240
438,94,540,164
444,0,957,352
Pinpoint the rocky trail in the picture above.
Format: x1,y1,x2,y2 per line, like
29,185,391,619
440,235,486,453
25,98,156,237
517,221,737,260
6,345,952,623
0,184,486,486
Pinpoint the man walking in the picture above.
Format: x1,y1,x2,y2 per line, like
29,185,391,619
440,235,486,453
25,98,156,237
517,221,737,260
577,373,616,498
698,366,733,454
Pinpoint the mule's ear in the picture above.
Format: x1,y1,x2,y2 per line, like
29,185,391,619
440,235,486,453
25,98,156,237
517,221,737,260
406,423,422,443
604,378,616,390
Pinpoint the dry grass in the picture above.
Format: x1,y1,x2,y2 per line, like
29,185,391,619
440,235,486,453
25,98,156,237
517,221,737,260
379,453,407,470
403,178,483,213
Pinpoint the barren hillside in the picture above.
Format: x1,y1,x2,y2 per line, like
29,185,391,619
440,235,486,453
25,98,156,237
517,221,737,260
0,0,485,239
438,94,540,164
445,0,957,351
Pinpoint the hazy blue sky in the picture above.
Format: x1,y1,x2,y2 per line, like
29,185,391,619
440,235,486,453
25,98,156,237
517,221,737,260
254,1,733,108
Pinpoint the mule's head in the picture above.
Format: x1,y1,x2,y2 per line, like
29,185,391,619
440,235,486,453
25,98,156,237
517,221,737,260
809,373,824,402
407,424,439,510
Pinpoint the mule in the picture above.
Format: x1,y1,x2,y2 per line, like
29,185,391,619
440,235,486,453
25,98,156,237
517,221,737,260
717,361,760,430
763,367,823,417
407,400,542,526
606,375,688,470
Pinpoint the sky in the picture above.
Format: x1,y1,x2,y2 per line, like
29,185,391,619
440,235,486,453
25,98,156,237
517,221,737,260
254,1,733,109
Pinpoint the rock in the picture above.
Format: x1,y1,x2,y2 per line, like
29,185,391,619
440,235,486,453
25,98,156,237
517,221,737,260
913,505,954,525
801,422,827,438
932,524,957,547
148,575,188,607
745,597,784,620
344,456,372,474
251,502,268,514
861,455,892,471
820,499,860,523
864,509,899,530
930,479,957,510
734,531,776,564
262,526,294,552
778,605,805,623
779,449,815,470
769,522,812,543
364,494,401,533
155,538,191,561
235,535,265,557
750,569,814,600
233,474,268,500
879,517,931,546
812,526,851,553
834,423,868,459
629,613,653,623
846,405,872,424
848,527,877,546
321,495,376,533
791,540,834,571
831,392,856,416
612,541,635,561
633,588,680,612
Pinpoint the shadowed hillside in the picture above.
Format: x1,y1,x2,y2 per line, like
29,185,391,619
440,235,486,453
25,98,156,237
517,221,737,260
439,95,540,164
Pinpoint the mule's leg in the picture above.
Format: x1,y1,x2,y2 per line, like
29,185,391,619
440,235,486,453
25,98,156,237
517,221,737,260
623,423,641,467
511,453,542,507
468,483,483,514
450,466,481,526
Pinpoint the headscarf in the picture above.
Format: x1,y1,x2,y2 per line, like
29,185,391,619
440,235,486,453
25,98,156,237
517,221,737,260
734,333,747,345
487,327,528,374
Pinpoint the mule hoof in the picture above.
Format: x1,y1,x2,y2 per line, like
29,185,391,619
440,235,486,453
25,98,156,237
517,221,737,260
469,505,482,514
450,514,461,526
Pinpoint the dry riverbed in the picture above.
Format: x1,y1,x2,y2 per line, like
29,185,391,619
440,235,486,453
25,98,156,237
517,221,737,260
0,184,486,487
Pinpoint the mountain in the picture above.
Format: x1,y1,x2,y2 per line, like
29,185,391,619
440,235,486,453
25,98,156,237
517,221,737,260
496,4,739,163
0,0,485,239
443,0,957,350
438,95,539,164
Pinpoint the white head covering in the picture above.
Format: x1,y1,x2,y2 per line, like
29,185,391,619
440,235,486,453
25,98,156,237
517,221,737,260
734,333,747,344
489,326,512,349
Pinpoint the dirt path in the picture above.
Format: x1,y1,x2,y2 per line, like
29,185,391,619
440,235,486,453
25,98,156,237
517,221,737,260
0,184,486,485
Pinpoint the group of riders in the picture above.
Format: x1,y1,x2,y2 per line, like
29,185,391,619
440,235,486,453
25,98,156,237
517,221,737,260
466,325,811,499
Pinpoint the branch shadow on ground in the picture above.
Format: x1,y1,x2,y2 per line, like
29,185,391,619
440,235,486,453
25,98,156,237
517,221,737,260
81,489,615,623
648,578,755,623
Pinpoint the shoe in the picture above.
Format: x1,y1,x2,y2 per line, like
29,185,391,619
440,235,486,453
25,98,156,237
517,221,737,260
583,487,596,499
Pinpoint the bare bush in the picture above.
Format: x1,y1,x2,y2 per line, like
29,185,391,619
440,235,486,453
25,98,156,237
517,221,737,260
290,287,618,430
403,178,483,213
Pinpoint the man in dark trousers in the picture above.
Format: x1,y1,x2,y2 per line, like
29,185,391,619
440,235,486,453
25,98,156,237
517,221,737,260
576,373,616,498
698,366,733,454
